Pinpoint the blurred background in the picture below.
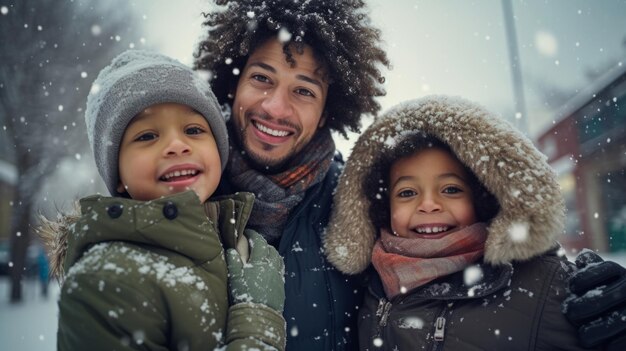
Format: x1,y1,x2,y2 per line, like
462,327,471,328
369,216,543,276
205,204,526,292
1,0,625,349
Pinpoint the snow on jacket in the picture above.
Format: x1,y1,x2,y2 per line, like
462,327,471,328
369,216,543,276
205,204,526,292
324,96,595,350
40,190,285,351
217,157,364,351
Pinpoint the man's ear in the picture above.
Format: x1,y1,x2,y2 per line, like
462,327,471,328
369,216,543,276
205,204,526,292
116,181,126,194
318,112,327,128
228,79,239,100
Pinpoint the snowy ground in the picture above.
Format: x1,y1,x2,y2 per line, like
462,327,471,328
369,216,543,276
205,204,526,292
0,277,60,351
1,253,625,350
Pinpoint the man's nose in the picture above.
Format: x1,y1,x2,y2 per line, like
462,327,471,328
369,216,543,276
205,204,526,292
261,88,292,119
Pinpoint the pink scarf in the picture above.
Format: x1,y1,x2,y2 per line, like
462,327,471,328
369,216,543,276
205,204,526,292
371,223,488,299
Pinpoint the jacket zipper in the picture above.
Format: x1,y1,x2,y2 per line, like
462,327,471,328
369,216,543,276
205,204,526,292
373,298,392,347
434,315,446,341
431,303,453,351
318,229,337,349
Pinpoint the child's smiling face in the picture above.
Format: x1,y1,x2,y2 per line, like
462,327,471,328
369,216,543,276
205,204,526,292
116,103,222,203
388,147,477,239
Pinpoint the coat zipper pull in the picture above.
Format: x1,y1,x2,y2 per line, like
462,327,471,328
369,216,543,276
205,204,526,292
375,299,392,327
375,299,385,317
373,299,392,346
434,316,446,341
380,301,392,327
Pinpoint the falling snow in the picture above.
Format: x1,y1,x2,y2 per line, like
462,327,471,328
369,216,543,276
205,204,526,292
464,265,484,286
0,3,626,346
508,222,529,242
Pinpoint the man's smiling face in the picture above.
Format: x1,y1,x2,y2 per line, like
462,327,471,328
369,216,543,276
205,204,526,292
231,38,329,170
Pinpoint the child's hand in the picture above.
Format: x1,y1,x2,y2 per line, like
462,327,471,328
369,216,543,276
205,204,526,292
563,250,626,350
226,230,285,312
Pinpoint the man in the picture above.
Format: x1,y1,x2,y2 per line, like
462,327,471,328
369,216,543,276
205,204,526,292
195,1,626,350
196,2,387,349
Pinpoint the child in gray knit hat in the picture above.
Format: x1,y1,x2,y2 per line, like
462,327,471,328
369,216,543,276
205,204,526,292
84,49,231,200
45,50,286,351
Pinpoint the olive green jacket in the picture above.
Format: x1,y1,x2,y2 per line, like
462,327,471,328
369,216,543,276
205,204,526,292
42,190,284,351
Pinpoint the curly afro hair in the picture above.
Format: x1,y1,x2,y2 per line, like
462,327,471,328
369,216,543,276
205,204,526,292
364,132,501,230
194,0,390,138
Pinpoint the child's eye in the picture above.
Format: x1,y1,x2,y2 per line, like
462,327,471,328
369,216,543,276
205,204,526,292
442,186,462,194
135,132,157,141
185,126,205,135
398,189,416,198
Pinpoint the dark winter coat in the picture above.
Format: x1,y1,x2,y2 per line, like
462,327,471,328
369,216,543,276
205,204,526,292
41,190,285,351
218,158,364,351
358,249,589,350
324,96,596,350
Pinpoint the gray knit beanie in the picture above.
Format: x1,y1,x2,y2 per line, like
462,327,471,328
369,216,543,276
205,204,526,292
85,50,229,196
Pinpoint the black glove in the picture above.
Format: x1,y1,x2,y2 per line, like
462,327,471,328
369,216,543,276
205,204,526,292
563,250,626,350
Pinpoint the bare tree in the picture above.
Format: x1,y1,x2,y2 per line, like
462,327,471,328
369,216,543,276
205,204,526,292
0,0,143,302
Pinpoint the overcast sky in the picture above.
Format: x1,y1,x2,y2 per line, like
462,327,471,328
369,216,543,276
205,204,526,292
132,0,626,155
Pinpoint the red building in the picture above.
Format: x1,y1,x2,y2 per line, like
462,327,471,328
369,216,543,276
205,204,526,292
537,63,626,253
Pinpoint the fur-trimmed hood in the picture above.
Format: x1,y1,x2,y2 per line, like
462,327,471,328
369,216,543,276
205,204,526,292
38,205,79,281
324,95,565,274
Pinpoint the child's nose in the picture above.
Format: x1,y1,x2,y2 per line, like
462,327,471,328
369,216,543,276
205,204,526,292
417,195,442,213
163,136,191,156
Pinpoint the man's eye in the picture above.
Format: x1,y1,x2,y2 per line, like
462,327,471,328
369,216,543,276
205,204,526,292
252,74,270,83
296,88,314,97
398,190,416,198
135,132,156,141
185,126,204,135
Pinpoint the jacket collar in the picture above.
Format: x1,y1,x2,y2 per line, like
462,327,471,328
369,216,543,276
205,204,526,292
368,261,514,302
40,190,256,281
64,191,217,272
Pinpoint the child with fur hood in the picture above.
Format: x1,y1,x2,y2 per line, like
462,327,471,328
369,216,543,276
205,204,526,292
324,96,597,350
40,50,285,351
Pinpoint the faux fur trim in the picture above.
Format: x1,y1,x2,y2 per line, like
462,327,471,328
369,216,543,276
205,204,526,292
37,202,81,282
324,95,565,274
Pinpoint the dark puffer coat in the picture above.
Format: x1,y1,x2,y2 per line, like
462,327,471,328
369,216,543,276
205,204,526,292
218,159,364,351
324,96,596,350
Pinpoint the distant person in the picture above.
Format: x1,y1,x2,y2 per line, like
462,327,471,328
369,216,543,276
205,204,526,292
36,245,50,298
325,96,610,350
40,50,285,351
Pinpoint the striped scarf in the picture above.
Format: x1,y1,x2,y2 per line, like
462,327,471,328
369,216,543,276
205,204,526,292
371,223,488,299
226,128,335,243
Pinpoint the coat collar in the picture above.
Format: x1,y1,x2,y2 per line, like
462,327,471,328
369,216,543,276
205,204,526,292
368,261,514,302
64,191,218,272
40,190,256,281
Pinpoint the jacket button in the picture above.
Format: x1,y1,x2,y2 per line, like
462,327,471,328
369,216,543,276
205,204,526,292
163,202,178,220
107,204,123,219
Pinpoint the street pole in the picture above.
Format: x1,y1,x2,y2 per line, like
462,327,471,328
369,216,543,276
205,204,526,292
501,0,528,135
